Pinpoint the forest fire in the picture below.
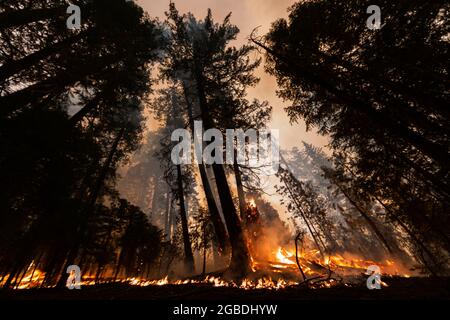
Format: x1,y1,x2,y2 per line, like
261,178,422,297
0,201,411,291
2,242,406,291
0,0,448,308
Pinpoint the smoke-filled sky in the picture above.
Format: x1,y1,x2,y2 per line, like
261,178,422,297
136,0,330,151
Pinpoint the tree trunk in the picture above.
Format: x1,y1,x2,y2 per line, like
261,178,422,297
193,69,251,277
279,170,326,258
198,164,229,251
202,221,207,277
164,190,172,241
211,163,251,276
233,151,247,219
279,155,328,256
182,81,229,253
56,127,125,288
342,163,440,274
375,197,439,275
176,164,195,274
334,181,393,254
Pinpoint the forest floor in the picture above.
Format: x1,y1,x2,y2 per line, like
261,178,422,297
0,277,449,300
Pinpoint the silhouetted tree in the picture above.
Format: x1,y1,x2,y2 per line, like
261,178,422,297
161,4,266,277
258,0,449,272
154,87,196,274
0,0,166,286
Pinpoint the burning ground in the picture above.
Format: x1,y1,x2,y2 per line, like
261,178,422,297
0,206,432,298
1,276,449,300
0,188,441,297
0,201,448,300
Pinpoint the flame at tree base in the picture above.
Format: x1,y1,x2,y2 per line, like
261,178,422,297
0,201,410,291
2,245,408,290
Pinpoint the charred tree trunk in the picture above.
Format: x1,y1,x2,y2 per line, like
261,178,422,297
193,69,251,277
182,81,229,253
233,151,247,219
212,163,251,276
176,164,195,274
164,191,173,241
198,164,229,252
151,182,160,217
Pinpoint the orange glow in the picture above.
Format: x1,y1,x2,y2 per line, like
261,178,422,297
275,247,296,265
3,246,411,290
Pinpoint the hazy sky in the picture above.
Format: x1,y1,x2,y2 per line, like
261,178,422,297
136,0,329,151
